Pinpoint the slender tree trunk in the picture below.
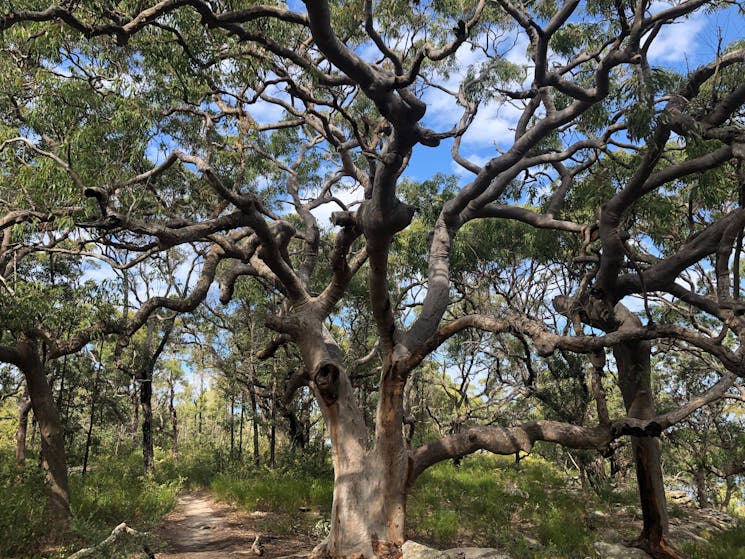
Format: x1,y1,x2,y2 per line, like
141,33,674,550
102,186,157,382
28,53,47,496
249,382,259,467
141,370,154,474
228,395,235,460
15,387,32,475
18,337,70,536
238,391,245,459
722,477,735,510
131,375,140,439
270,375,277,468
139,317,173,474
82,357,102,476
695,466,709,508
55,354,67,410
168,372,178,462
613,305,680,559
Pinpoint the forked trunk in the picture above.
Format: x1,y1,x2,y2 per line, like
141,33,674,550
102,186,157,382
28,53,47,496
614,305,681,559
305,357,408,557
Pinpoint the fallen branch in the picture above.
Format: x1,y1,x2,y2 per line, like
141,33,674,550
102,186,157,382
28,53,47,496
66,522,154,559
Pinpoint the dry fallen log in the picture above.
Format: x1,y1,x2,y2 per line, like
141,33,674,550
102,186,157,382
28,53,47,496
66,522,154,559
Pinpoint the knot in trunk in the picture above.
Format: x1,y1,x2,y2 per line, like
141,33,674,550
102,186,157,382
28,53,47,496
314,361,341,404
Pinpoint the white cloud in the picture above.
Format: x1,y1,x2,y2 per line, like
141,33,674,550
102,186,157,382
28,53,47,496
451,152,490,176
460,100,524,148
309,182,364,229
645,14,707,65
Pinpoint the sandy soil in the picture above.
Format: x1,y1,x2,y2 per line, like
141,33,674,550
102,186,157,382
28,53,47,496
153,492,315,559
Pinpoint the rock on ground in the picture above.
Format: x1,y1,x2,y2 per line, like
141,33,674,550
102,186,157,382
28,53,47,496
402,541,450,559
443,547,512,558
593,542,652,559
402,541,511,559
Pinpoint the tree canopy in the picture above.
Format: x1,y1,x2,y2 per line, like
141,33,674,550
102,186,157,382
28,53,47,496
1,1,745,558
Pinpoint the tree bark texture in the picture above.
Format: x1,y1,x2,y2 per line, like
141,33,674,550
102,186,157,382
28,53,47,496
15,387,32,475
311,369,408,559
613,305,680,559
18,338,71,535
140,371,154,474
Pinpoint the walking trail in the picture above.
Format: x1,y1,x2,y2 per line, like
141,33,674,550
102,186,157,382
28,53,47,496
153,492,313,559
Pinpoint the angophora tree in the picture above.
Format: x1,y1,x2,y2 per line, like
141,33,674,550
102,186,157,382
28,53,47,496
2,1,745,557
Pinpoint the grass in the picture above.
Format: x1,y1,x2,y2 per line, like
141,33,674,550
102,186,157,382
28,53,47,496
202,453,745,558
0,469,50,557
211,469,333,515
71,461,181,538
0,451,181,559
683,522,745,559
408,454,598,556
4,446,743,559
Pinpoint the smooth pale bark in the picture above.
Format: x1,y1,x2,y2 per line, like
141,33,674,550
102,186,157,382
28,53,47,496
17,338,71,535
309,367,408,559
288,315,408,559
613,305,680,559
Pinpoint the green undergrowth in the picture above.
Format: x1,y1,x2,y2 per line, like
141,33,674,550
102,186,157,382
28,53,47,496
0,468,50,556
0,451,180,559
682,522,745,559
408,454,745,558
211,470,333,515
4,444,743,558
408,454,598,557
70,452,181,542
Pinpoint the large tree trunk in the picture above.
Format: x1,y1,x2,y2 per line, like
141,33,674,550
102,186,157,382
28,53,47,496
311,370,408,559
613,305,680,559
287,313,409,559
18,337,71,536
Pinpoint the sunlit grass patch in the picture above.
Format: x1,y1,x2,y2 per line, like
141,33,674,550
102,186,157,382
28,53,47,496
408,454,598,554
0,471,49,557
211,470,333,515
682,522,745,559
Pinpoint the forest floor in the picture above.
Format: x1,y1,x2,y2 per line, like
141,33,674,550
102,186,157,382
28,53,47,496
148,488,743,559
152,491,315,558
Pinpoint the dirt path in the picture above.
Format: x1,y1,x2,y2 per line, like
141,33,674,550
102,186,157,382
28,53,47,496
153,492,314,559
